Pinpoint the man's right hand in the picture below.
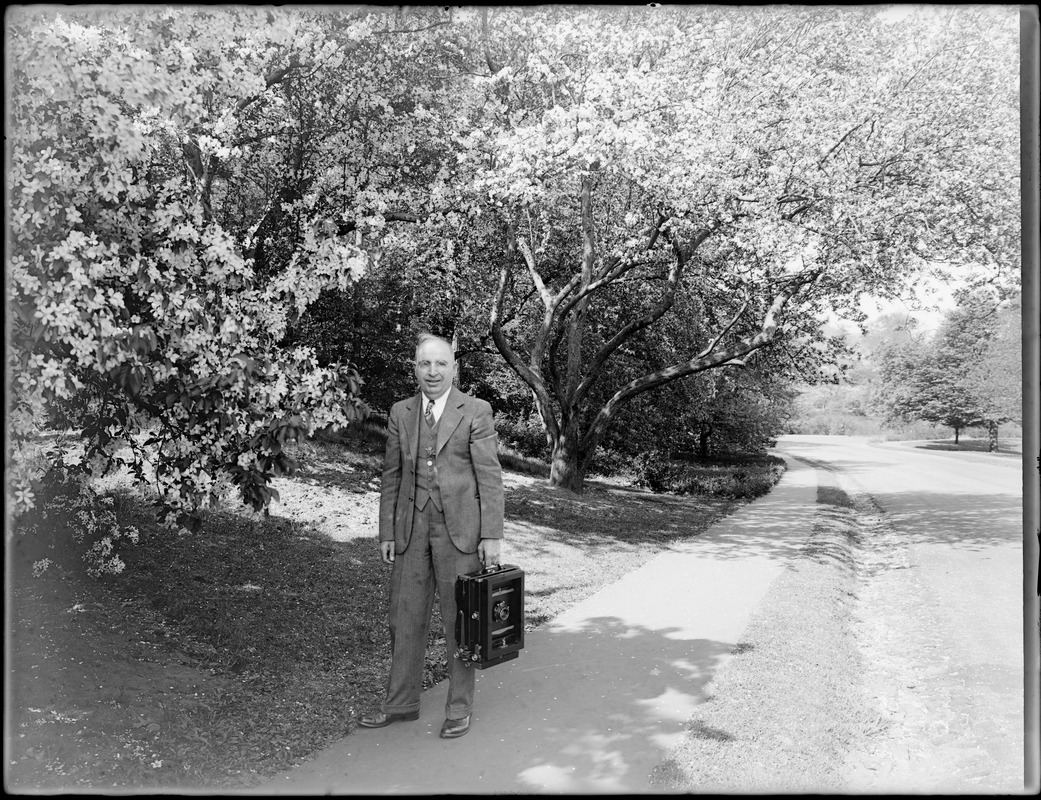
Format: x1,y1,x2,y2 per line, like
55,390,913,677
380,541,395,564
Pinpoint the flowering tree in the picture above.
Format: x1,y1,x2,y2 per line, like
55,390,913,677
443,5,1019,490
7,4,1022,547
5,7,400,540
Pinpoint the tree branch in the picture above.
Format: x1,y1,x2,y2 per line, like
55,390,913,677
552,213,668,328
234,56,307,117
490,227,560,444
517,236,553,307
817,118,870,171
570,227,710,409
695,298,749,359
335,211,423,236
481,8,501,74
229,128,288,149
577,268,820,463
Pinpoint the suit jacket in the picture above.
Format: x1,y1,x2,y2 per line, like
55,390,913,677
379,386,504,554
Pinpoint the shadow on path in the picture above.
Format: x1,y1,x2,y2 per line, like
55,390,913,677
261,615,736,795
260,456,820,794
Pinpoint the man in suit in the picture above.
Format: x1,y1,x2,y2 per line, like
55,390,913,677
358,333,504,739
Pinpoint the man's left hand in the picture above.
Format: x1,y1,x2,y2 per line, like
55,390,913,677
478,538,501,570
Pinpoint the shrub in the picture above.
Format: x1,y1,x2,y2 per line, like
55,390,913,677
632,451,683,493
633,452,786,500
12,467,140,579
585,446,632,478
495,416,550,460
497,446,551,478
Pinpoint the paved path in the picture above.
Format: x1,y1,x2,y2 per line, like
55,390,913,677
260,456,819,794
775,435,1031,794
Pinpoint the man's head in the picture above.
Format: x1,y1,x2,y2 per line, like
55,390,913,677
414,334,455,400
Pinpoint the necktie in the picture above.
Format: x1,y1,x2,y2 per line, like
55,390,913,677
425,398,435,425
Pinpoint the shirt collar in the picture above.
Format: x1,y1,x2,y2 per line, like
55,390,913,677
422,389,451,422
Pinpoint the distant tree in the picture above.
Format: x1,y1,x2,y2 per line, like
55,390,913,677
871,291,1014,446
855,312,932,375
965,299,1022,450
789,309,946,436
873,341,982,442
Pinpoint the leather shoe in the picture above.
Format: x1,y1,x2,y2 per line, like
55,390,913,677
357,710,420,728
439,715,471,739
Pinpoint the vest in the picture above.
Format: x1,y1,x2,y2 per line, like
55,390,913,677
414,409,443,512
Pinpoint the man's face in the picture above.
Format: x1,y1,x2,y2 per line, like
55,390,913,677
414,339,455,399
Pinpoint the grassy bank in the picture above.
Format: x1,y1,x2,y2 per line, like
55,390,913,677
911,437,1022,455
650,467,882,792
5,439,784,792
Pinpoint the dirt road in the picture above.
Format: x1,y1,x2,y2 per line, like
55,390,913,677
775,435,1033,794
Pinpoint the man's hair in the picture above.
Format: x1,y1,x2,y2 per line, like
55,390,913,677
414,333,454,361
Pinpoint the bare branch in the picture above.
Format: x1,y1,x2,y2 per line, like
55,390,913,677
490,228,560,443
552,212,670,325
229,128,288,148
817,118,870,170
572,227,712,409
481,8,501,74
571,259,683,409
782,202,816,221
336,211,423,236
234,56,307,116
578,268,820,461
554,257,636,321
643,212,669,252
517,236,553,307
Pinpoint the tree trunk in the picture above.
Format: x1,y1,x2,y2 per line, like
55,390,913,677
548,420,585,493
988,421,999,452
699,423,711,459
953,425,960,444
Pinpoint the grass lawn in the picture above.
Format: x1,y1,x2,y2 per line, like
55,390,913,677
5,436,784,792
912,437,1022,456
650,470,881,792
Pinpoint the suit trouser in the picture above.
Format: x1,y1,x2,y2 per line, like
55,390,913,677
383,500,482,721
